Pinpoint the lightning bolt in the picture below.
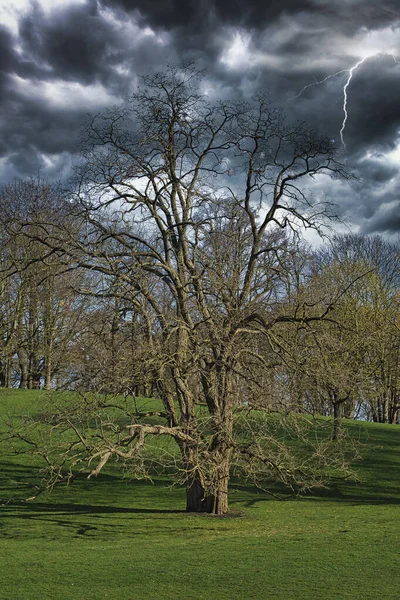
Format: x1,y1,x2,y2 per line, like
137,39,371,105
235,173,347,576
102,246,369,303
288,53,400,151
286,69,349,102
339,57,369,149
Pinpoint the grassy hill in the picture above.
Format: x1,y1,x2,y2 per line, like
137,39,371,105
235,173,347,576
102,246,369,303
0,390,399,599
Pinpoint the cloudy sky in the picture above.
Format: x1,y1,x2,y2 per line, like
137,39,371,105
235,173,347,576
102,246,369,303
0,0,399,237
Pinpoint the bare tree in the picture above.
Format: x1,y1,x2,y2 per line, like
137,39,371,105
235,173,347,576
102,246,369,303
7,67,354,514
317,235,400,425
279,234,400,436
0,179,88,389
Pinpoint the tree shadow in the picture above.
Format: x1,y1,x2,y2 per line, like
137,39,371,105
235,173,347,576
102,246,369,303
0,500,220,540
4,501,184,515
229,476,400,507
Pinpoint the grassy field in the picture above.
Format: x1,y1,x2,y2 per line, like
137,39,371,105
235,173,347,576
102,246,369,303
0,390,399,600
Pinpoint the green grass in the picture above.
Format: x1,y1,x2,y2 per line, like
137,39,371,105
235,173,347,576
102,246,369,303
1,390,399,599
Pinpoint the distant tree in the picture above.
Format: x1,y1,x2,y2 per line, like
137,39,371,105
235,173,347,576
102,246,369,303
0,179,86,389
284,234,400,435
323,234,400,424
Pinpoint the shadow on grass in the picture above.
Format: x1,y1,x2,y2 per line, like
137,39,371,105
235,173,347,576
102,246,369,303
1,420,399,535
3,501,184,515
229,481,400,508
0,460,192,540
235,421,400,507
0,498,225,540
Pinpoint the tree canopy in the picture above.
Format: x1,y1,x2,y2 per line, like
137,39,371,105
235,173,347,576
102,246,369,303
1,67,398,515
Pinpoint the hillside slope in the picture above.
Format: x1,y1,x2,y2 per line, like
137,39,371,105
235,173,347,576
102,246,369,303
0,390,399,600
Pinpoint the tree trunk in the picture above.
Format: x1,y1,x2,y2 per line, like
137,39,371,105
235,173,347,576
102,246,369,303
4,355,12,388
28,284,40,390
44,358,52,390
383,397,389,423
0,365,5,387
19,362,28,389
31,372,42,389
332,401,342,441
210,455,230,515
43,276,55,392
186,476,214,513
18,350,28,389
185,455,230,515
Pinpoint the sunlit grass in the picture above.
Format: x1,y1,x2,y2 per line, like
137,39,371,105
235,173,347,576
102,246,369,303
1,390,399,599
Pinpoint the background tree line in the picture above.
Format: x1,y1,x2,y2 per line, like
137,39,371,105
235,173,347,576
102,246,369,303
1,180,398,426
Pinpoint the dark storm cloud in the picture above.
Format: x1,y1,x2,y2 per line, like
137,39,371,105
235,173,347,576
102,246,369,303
0,0,399,235
18,1,127,87
318,0,400,29
339,57,400,153
108,0,316,29
362,195,400,235
0,26,17,73
355,158,398,184
0,0,178,178
106,0,400,34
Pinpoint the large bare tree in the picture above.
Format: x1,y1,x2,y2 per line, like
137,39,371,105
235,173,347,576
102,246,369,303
6,67,354,514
